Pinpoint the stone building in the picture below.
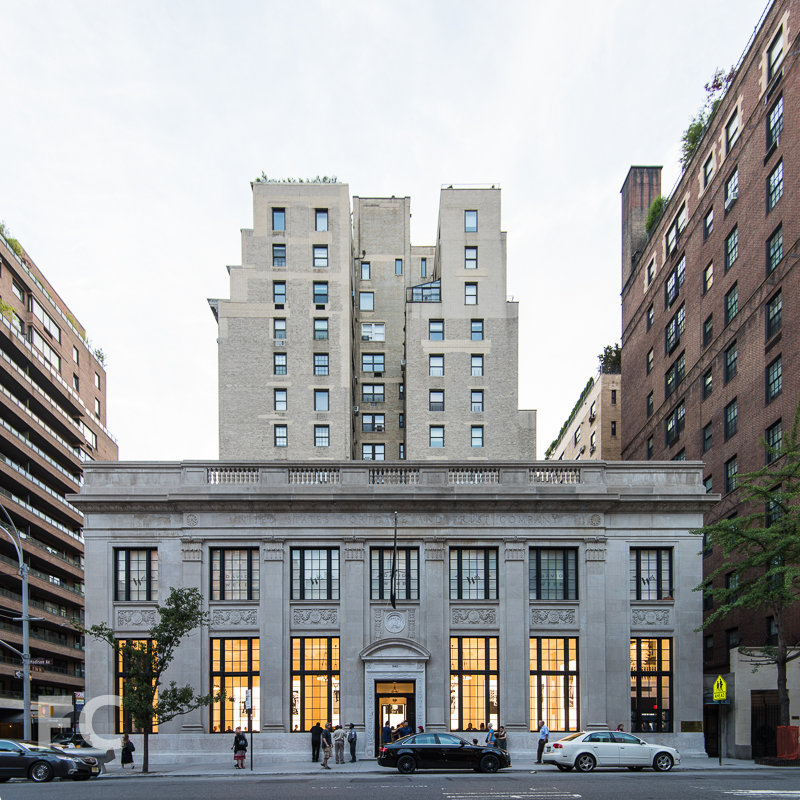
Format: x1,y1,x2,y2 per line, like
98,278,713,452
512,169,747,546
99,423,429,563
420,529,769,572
618,0,800,757
76,459,713,761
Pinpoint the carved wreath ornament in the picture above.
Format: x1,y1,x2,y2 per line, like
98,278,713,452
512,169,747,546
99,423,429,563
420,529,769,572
531,609,576,625
293,609,338,626
632,609,670,626
117,610,156,627
451,608,496,625
212,609,257,626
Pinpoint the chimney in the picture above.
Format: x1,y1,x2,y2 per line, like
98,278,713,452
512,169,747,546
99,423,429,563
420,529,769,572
621,166,662,291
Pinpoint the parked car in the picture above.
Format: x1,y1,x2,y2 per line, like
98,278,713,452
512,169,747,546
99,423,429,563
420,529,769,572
542,730,680,772
0,739,99,782
378,732,512,774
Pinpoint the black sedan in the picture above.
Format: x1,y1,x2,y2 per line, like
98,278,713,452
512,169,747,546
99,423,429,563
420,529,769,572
0,740,99,782
378,732,512,774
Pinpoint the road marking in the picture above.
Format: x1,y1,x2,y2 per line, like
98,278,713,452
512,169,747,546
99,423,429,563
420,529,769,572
723,794,800,797
444,793,581,799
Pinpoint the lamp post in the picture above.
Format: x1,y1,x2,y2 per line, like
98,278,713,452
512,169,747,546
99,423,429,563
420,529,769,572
0,505,31,740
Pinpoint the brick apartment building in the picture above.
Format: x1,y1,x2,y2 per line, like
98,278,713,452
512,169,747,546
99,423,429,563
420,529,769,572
619,0,800,758
0,229,117,736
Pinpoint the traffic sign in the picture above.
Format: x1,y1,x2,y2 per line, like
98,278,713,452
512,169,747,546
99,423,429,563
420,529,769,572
28,658,51,666
14,670,23,679
713,675,727,701
245,689,252,711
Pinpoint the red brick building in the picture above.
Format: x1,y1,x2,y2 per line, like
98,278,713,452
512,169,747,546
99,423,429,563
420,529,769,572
620,0,800,758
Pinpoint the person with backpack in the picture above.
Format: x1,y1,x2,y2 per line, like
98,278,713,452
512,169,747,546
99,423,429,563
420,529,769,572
232,727,247,769
485,723,496,747
120,733,135,769
347,723,358,763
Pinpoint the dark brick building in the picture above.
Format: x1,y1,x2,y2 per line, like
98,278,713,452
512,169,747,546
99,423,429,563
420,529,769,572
620,0,800,758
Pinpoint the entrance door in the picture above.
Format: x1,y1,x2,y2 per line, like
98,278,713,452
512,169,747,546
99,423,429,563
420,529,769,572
375,681,415,756
751,690,779,758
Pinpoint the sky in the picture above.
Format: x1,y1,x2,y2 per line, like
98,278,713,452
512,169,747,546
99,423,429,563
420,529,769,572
0,0,770,461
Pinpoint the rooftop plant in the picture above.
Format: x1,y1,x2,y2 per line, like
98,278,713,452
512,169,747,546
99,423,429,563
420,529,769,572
255,172,339,184
644,195,667,238
680,67,736,171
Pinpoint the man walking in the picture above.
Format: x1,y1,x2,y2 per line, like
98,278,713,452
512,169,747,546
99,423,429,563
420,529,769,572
310,721,323,762
332,724,347,764
321,723,333,769
536,719,549,764
347,723,358,763
381,720,393,747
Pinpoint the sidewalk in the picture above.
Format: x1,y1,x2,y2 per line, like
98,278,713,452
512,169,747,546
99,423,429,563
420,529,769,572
98,756,779,778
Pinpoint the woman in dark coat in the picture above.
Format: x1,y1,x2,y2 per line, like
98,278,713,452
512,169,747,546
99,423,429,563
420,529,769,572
232,727,247,768
120,733,135,768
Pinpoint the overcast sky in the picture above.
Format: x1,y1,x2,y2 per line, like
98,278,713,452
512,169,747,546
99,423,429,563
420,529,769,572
0,0,768,461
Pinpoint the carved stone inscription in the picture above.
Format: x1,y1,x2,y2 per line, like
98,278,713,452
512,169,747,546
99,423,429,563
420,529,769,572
632,608,670,626
531,608,577,626
451,608,497,626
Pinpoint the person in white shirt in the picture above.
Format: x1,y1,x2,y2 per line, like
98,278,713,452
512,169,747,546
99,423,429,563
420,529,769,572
536,720,549,764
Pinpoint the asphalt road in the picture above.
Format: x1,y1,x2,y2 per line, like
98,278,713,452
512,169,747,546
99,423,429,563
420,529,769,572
4,770,800,800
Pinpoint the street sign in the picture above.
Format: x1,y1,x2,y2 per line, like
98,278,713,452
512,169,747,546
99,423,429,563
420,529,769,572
28,659,52,666
14,670,23,679
245,689,252,711
713,675,727,701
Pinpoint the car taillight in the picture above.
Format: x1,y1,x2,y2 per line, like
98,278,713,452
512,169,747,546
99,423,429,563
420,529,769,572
553,743,563,749
379,747,388,755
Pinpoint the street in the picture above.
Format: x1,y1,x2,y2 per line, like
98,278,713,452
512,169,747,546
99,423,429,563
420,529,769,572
4,770,800,800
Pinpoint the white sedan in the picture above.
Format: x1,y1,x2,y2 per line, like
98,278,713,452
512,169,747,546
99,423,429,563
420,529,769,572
542,730,680,772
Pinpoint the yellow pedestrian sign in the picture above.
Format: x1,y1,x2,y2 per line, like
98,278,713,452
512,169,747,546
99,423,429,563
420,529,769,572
713,675,727,701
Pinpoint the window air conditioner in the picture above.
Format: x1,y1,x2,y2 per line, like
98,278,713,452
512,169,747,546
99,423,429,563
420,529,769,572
589,414,596,423
374,372,383,378
275,340,286,346
579,445,586,454
724,190,738,210
362,335,371,341
590,446,596,454
376,425,384,432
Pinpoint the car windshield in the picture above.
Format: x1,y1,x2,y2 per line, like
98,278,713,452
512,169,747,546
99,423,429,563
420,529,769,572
437,734,467,746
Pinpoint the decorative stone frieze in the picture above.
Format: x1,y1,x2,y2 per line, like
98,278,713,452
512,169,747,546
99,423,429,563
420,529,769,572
263,542,284,561
384,611,406,634
292,608,338,628
631,608,670,626
185,514,199,527
589,514,603,527
451,608,497,626
345,543,364,560
181,538,202,561
531,608,577,626
585,537,607,561
408,608,416,639
212,609,258,627
117,609,157,628
504,544,525,561
425,542,444,560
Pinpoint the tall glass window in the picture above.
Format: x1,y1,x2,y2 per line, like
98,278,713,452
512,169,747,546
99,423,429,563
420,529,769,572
630,638,672,732
529,549,577,600
630,549,672,600
211,549,260,601
370,548,419,600
530,638,579,732
292,638,339,732
115,549,158,601
211,639,260,733
450,637,498,731
450,548,498,599
291,548,339,600
116,640,158,734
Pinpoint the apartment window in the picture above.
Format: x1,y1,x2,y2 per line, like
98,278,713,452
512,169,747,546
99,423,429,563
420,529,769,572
471,355,483,376
724,399,738,440
115,549,158,601
630,548,672,600
703,369,713,399
465,210,478,232
450,637,499,732
611,421,617,437
314,353,329,376
273,244,286,266
314,319,328,340
766,492,783,528
703,315,713,347
664,256,686,308
421,258,427,277
274,389,287,411
399,413,404,429
291,637,339,732
703,263,713,293
767,225,783,275
703,154,714,187
274,318,286,339
529,548,577,600
362,384,385,403
470,425,484,448
530,638,579,733
646,392,653,418
590,401,596,419
315,209,328,232
73,373,79,391
647,305,654,331
361,414,385,433
274,353,287,375
725,455,738,494
768,27,785,80
72,345,79,363
11,281,24,302
574,427,582,445
291,548,339,600
725,572,739,603
664,351,685,399
274,425,288,447
395,259,403,276
29,328,60,371
768,160,784,211
471,319,484,340
371,548,419,600
314,389,329,412
430,425,445,447
471,390,484,412
672,448,686,461
704,635,714,662
313,282,328,305
664,303,685,354
450,548,497,600
399,443,405,460
211,549,259,601
725,284,738,325
664,401,685,446
766,420,783,464
704,475,713,494
631,639,672,733
723,230,739,274
766,290,782,339
211,639,260,734
272,208,285,231
726,629,740,650
724,341,737,382
646,258,655,285
361,322,385,341
362,353,385,373
429,354,444,376
465,283,478,305
314,425,329,447
766,355,782,403
313,245,328,268
274,281,286,305
767,617,779,646
429,320,444,340
429,390,445,412
665,204,687,256
703,422,713,453
704,208,714,239
362,443,386,460
726,110,739,152
361,261,371,280
359,292,374,311
725,169,739,212
646,437,653,460
611,390,617,405
30,297,61,342
767,95,784,150
399,383,404,399
465,247,478,269
646,349,653,375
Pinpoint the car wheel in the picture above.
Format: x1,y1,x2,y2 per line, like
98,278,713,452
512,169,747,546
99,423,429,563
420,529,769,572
627,766,644,771
653,753,673,772
480,754,501,774
575,753,596,773
397,755,416,775
29,761,55,783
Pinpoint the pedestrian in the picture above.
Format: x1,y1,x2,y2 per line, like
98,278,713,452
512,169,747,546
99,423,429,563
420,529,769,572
232,727,247,769
320,722,333,769
120,733,135,769
536,719,549,764
381,720,393,746
333,724,346,764
616,724,625,731
485,723,496,746
397,719,413,738
417,725,424,733
310,721,323,762
347,723,357,762
495,726,508,752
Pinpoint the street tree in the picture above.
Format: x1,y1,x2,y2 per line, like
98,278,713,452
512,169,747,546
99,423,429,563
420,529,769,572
694,397,800,726
81,587,223,772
